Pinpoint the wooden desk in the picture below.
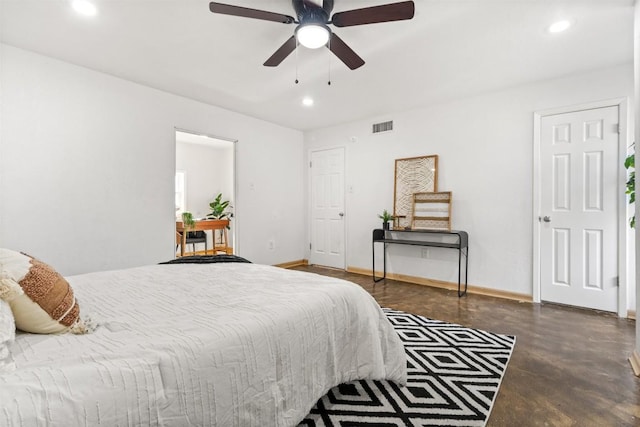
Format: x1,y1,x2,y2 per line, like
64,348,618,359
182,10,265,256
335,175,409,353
176,219,230,257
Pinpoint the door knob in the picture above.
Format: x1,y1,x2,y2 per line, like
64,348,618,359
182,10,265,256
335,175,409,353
543,216,551,222
338,212,344,217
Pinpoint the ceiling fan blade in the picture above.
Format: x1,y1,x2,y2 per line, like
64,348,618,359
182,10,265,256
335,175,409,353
264,36,297,67
209,2,295,24
331,1,414,27
328,33,364,70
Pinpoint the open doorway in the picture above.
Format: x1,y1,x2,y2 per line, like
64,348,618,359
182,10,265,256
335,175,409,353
175,129,236,257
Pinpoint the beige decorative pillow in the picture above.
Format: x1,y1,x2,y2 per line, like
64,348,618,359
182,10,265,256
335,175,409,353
0,248,90,334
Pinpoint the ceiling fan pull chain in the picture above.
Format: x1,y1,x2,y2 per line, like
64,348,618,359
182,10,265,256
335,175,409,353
295,37,300,84
327,37,331,86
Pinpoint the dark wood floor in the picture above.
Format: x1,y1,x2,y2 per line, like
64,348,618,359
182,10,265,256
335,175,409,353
292,265,640,427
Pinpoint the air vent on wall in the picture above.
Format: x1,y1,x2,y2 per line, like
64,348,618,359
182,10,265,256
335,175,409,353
372,120,393,134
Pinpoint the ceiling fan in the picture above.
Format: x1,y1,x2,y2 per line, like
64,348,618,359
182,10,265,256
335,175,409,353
209,0,415,70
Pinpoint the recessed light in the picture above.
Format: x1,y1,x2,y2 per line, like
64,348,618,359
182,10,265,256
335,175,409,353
302,97,314,107
72,0,97,17
548,20,571,34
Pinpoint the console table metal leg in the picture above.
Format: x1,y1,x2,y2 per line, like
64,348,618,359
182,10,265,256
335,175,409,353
373,242,387,283
373,242,386,283
464,247,469,294
383,243,387,279
457,247,468,297
372,241,378,282
457,248,462,297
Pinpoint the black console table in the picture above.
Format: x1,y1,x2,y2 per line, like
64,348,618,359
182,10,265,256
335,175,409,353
372,228,469,297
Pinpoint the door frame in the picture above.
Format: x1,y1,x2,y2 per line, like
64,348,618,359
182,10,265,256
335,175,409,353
532,98,631,317
307,146,347,269
174,127,238,253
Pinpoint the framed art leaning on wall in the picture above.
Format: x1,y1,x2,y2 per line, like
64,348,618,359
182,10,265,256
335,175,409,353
393,155,438,229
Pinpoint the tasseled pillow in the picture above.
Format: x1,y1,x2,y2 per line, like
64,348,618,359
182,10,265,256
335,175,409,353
0,248,91,334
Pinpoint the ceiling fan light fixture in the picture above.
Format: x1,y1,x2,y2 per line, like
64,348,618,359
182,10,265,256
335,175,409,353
296,24,330,49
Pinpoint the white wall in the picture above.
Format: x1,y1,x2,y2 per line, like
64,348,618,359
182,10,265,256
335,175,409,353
0,44,305,275
305,63,634,300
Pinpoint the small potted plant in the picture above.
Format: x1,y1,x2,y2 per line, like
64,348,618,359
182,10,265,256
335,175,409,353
378,209,395,230
181,211,195,230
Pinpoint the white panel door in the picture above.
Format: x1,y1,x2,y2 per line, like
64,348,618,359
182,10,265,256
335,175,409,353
310,148,345,269
540,106,619,312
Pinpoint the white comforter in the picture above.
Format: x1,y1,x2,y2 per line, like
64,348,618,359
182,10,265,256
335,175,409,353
0,263,406,426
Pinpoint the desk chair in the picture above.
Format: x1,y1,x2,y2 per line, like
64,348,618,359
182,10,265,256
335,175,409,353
176,231,208,255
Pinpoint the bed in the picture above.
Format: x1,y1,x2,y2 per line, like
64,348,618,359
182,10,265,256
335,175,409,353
0,257,407,426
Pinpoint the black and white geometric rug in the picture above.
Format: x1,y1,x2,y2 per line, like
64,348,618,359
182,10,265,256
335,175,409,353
300,309,516,427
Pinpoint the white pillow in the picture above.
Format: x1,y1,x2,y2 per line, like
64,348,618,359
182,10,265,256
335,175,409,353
0,298,16,372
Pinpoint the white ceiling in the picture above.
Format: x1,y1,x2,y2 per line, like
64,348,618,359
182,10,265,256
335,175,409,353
0,0,634,131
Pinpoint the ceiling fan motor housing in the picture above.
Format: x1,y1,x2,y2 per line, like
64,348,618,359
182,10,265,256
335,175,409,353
293,0,333,24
